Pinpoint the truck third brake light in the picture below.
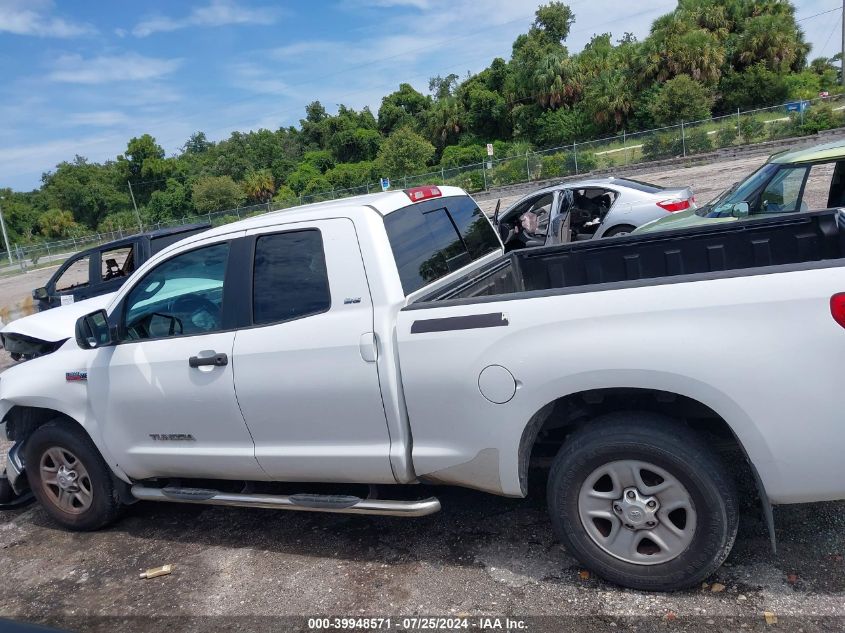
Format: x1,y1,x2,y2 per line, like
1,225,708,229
405,186,442,202
657,199,692,212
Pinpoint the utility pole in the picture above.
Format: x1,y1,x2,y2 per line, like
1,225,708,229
127,181,143,233
0,195,13,267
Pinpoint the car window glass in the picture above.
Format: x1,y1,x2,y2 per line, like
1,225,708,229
801,162,837,211
706,163,779,218
525,193,553,235
252,230,331,325
101,245,134,282
757,166,808,214
123,243,229,340
55,256,89,292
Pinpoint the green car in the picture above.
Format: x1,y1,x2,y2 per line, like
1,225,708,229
634,139,845,234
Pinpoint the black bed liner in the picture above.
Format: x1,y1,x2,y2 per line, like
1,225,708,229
415,209,845,305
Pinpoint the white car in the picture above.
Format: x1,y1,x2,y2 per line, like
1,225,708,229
1,185,843,591
494,177,695,250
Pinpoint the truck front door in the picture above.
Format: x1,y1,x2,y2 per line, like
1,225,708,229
231,218,395,483
88,233,266,481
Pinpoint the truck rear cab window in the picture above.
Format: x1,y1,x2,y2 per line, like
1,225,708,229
384,196,500,295
252,230,331,325
101,245,134,282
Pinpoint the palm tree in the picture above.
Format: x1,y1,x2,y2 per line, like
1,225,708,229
242,169,275,204
533,52,580,108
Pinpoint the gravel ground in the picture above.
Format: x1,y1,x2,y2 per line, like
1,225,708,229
1,147,844,632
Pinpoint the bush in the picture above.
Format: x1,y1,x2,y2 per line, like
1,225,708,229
212,214,240,228
452,170,485,192
767,120,793,141
684,128,712,154
738,117,765,143
642,133,682,160
440,145,486,168
794,104,845,135
716,127,738,148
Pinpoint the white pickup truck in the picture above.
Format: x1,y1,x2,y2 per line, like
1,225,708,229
1,185,843,591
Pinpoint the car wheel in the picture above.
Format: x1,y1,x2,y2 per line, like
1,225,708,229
24,420,121,531
603,225,635,237
547,413,738,591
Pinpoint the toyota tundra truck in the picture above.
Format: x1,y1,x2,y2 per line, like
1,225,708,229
1,185,844,591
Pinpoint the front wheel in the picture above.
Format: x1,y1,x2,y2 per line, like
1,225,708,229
547,413,738,591
24,421,121,531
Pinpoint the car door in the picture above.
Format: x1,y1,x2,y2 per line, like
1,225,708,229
48,252,94,308
89,232,266,481
231,218,395,483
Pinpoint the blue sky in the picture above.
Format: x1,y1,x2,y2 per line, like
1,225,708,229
0,0,837,191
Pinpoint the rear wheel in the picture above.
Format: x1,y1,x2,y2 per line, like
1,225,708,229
547,413,738,591
24,421,121,531
603,224,635,238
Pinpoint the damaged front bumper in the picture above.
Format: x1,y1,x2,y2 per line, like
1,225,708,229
5,441,26,495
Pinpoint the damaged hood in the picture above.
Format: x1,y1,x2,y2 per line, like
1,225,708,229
1,293,116,344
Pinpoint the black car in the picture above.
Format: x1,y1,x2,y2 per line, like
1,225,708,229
32,224,210,311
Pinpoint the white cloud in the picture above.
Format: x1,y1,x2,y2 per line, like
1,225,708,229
46,53,182,85
67,111,131,127
0,0,95,38
228,62,299,97
133,0,279,37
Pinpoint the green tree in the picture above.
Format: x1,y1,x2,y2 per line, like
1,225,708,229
38,208,79,238
377,83,431,135
377,127,435,179
191,176,246,213
650,74,714,125
145,179,193,223
242,169,276,203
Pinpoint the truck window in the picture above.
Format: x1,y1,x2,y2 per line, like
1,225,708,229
252,230,331,325
101,245,134,282
757,166,808,214
801,162,839,211
384,196,500,295
123,243,229,340
55,255,90,292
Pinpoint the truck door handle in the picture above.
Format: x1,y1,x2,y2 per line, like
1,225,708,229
188,353,228,368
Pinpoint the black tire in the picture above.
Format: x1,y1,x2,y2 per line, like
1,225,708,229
24,420,121,531
547,413,738,591
603,224,636,238
0,472,14,504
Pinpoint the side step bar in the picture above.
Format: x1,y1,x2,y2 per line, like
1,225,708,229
131,485,441,517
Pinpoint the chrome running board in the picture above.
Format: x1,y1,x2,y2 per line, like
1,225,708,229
130,485,441,517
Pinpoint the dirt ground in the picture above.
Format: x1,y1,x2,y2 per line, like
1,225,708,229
1,148,844,632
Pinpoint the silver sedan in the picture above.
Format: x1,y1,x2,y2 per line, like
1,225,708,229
493,177,695,251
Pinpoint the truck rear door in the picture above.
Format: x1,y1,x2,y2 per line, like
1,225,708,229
231,218,395,483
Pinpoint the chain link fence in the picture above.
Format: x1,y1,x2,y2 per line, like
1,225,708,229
3,93,844,277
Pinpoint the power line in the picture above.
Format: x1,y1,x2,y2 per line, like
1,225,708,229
797,6,841,21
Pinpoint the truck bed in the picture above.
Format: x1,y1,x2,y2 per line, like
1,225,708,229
418,209,845,304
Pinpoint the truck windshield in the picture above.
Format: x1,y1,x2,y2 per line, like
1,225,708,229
695,163,779,217
384,196,500,295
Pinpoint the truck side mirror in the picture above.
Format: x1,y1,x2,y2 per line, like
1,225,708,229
75,309,114,349
731,202,750,219
493,199,501,225
32,287,48,300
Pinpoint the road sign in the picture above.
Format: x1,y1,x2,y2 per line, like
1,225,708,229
486,143,494,156
380,177,390,191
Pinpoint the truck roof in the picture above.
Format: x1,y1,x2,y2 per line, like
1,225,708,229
770,139,845,164
196,185,469,241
